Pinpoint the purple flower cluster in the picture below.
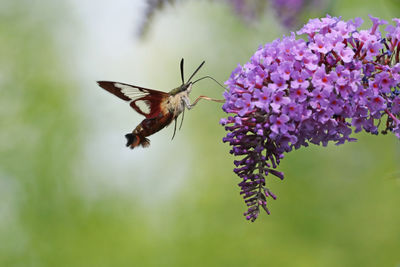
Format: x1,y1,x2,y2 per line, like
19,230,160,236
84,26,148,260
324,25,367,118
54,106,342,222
221,15,400,222
270,0,305,27
225,0,267,22
227,0,330,29
227,0,307,28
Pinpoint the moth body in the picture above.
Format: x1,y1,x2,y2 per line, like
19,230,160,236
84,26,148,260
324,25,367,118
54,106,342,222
128,84,192,149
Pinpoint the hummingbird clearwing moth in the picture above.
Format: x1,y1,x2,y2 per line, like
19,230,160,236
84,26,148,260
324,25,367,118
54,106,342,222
97,58,224,149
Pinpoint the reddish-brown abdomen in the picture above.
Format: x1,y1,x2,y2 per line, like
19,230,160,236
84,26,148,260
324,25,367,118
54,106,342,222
127,112,174,149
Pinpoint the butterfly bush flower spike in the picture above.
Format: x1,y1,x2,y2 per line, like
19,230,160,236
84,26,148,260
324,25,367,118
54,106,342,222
221,15,400,222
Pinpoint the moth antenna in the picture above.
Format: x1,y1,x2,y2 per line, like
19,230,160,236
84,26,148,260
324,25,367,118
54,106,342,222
179,108,185,130
192,75,226,90
180,58,185,84
187,61,205,83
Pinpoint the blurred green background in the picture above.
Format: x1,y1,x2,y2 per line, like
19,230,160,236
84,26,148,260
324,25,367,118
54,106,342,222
1,0,399,266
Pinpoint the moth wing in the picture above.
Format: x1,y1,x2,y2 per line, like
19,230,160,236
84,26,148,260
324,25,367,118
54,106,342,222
97,81,169,119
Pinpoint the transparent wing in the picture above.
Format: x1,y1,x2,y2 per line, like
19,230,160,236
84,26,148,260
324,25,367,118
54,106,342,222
97,81,169,118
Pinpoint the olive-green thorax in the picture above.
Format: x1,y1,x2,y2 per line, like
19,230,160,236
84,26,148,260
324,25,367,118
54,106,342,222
168,83,192,96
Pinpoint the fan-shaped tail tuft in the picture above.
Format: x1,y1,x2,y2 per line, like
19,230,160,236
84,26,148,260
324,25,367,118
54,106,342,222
125,133,150,149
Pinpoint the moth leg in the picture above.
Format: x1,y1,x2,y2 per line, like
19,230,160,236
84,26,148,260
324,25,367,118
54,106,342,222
185,95,225,109
179,108,185,130
171,118,177,140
